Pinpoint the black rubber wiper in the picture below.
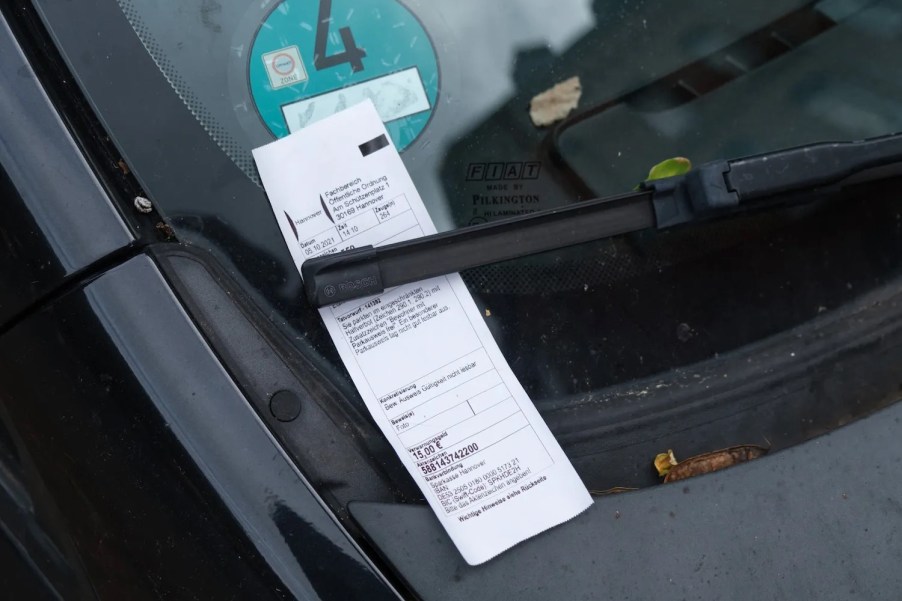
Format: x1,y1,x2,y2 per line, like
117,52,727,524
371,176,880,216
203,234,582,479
303,134,902,307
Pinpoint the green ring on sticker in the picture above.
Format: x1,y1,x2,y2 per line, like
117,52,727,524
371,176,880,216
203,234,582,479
249,0,440,152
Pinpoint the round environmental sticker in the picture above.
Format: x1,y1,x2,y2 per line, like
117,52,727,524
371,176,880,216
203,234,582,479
249,0,439,151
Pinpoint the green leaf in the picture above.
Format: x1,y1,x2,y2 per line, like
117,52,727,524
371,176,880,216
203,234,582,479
646,157,692,181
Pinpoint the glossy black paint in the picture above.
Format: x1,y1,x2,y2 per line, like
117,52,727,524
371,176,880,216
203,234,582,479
0,14,134,328
0,255,398,599
0,528,55,600
0,255,287,597
0,7,400,598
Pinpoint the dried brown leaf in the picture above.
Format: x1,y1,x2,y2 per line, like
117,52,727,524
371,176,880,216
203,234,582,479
663,445,768,483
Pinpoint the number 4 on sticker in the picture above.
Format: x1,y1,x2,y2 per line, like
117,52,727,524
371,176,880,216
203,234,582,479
314,0,367,73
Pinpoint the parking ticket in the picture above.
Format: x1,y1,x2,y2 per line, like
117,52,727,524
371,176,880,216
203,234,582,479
253,100,592,565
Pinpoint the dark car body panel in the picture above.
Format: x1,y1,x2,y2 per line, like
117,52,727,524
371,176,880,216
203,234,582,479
0,15,133,328
0,7,399,597
0,254,398,599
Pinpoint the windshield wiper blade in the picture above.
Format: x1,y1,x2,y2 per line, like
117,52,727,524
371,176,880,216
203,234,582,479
303,133,902,307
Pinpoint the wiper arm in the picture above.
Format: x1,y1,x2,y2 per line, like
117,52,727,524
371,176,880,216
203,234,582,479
303,134,902,307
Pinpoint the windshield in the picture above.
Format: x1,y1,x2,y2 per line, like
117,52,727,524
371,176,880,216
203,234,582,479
34,0,902,529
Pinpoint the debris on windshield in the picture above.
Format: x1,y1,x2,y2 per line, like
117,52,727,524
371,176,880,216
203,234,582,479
155,221,175,240
654,445,768,483
634,157,692,190
654,449,679,476
589,486,639,496
645,157,692,182
134,196,153,214
529,76,582,127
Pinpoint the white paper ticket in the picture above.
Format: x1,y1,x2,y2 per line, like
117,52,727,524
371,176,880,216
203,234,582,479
253,101,592,565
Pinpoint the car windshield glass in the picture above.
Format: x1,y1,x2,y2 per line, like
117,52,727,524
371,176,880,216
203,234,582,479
33,0,902,495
